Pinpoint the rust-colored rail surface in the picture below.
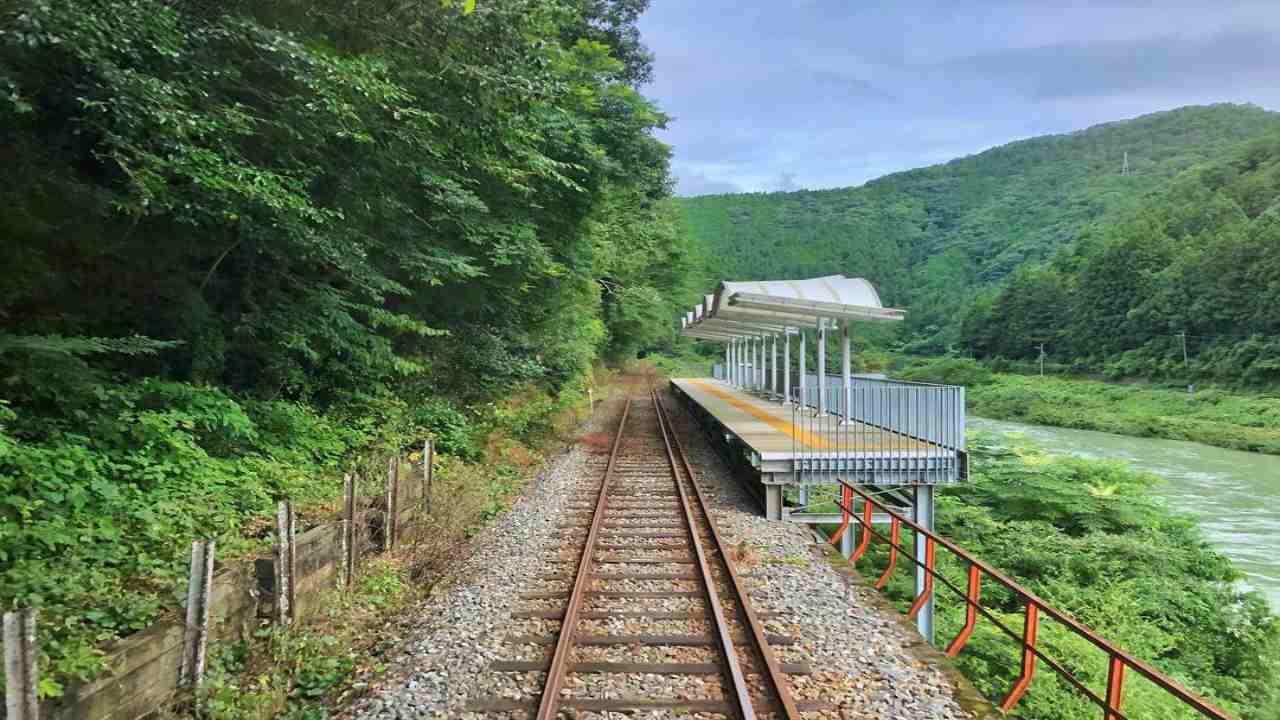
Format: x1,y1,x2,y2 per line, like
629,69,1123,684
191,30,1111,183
468,388,804,718
833,481,1235,720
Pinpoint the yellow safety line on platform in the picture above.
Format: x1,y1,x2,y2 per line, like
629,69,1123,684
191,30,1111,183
687,379,835,450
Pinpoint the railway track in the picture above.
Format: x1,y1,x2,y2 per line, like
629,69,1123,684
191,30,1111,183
468,388,815,718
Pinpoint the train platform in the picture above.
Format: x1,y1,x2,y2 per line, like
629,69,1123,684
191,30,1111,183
670,377,966,518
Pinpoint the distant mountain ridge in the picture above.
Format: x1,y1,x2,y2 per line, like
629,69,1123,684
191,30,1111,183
677,103,1280,348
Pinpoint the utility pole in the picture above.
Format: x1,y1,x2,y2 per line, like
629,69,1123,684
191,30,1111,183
1121,151,1129,176
1035,343,1046,377
1179,331,1193,393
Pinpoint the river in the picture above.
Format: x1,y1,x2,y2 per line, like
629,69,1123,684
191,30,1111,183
969,417,1280,609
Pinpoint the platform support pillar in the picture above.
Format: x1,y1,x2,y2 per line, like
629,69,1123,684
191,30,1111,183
817,319,827,415
914,484,936,644
765,481,784,521
782,331,791,404
842,321,852,423
840,509,855,558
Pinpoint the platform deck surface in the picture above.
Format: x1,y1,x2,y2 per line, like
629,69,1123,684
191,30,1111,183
671,377,937,461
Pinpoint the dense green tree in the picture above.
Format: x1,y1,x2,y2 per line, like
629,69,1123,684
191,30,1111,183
0,0,692,406
677,105,1280,369
965,131,1280,383
0,0,696,694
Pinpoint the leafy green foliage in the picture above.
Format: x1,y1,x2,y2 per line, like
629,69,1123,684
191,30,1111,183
0,0,693,404
897,357,995,387
859,436,1280,719
964,131,1280,384
0,380,413,694
677,104,1280,357
901,364,1280,453
0,0,693,697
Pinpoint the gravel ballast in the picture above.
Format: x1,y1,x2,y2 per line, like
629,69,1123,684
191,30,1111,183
349,389,977,719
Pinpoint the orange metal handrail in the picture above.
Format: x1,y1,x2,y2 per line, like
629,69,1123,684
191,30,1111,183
833,480,1234,720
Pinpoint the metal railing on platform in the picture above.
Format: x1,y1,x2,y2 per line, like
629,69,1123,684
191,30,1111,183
790,372,966,483
831,482,1234,720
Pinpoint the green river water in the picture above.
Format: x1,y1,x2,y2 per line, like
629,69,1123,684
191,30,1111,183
970,417,1280,609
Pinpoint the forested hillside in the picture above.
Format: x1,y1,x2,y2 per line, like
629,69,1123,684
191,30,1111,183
678,104,1280,362
0,0,693,692
964,131,1280,384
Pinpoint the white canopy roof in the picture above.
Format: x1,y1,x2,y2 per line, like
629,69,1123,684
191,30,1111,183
681,275,903,342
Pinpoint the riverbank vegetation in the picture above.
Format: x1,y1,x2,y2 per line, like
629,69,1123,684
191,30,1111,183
0,0,694,698
899,358,1280,454
863,432,1280,719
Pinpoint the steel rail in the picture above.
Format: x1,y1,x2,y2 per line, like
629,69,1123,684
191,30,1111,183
654,390,803,719
652,389,755,719
533,397,632,720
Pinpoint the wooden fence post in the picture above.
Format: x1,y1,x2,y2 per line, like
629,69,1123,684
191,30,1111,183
3,608,38,720
274,501,295,624
383,457,398,551
341,473,355,589
423,439,434,515
180,540,216,688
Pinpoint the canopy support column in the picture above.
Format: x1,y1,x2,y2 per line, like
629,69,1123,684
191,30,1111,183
757,336,763,390
817,319,827,415
770,334,778,399
798,331,807,407
731,339,739,387
842,321,852,423
736,338,743,387
783,331,791,404
739,338,746,388
728,339,734,386
724,343,730,383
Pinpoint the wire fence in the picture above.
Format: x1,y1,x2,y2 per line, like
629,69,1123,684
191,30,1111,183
3,439,437,720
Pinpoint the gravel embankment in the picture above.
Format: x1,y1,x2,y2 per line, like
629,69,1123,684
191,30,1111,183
347,402,617,720
350,390,976,719
664,392,973,720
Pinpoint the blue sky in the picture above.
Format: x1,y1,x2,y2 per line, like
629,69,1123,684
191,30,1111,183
637,1,1280,195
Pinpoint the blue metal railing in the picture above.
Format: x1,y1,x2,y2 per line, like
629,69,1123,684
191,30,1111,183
789,372,966,483
790,372,965,451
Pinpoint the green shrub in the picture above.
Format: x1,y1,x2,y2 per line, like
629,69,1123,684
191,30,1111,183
410,397,480,460
0,380,414,696
855,434,1280,719
962,373,1280,453
898,357,996,386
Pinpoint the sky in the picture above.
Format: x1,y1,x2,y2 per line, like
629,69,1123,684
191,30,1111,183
636,1,1280,196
